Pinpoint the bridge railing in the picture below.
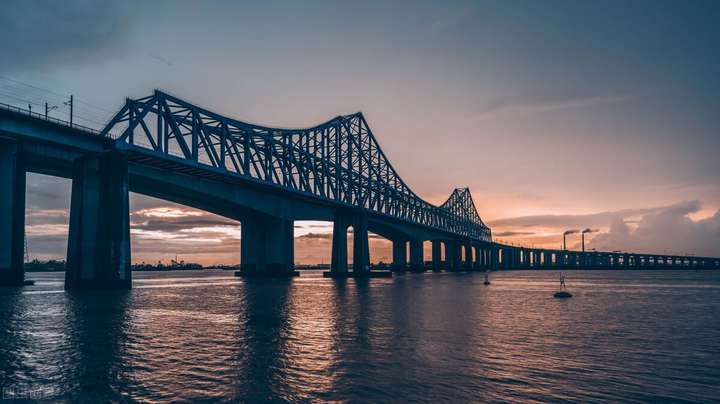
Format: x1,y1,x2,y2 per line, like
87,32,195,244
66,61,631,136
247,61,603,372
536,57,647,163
0,101,101,135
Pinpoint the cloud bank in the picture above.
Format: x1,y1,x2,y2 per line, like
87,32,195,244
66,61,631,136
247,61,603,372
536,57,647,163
491,200,720,257
587,201,720,256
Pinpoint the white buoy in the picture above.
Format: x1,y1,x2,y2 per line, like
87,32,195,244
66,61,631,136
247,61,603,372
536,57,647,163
554,274,571,298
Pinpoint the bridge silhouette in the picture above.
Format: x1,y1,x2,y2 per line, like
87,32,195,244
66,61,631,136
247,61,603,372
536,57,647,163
1,92,718,288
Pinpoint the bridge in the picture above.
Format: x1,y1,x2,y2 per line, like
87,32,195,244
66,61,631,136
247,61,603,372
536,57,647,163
1,91,718,288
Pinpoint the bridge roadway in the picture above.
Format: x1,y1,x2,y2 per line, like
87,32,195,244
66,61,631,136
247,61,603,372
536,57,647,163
1,96,718,288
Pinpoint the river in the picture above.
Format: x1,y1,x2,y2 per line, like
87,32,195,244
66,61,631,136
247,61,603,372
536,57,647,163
1,270,718,402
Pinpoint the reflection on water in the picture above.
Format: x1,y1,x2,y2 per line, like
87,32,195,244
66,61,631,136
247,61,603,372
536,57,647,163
1,270,719,402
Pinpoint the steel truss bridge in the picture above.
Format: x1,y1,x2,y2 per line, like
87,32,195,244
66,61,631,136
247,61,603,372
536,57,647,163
102,91,491,242
1,92,718,289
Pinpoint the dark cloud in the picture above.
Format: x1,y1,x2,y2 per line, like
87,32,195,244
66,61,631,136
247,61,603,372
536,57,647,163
132,218,238,233
296,232,333,240
494,231,535,237
488,206,665,229
474,91,636,120
0,1,133,74
26,209,69,226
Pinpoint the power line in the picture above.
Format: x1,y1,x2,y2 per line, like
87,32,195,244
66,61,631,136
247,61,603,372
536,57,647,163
0,90,107,128
0,76,116,114
0,77,120,131
0,75,66,97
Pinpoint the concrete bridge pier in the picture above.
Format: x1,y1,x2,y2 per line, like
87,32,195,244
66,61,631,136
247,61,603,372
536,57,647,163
470,245,478,270
462,240,472,271
449,240,462,271
392,238,408,272
491,246,499,270
237,214,296,277
409,239,425,272
478,248,486,269
504,248,515,269
65,151,131,290
543,250,553,269
326,211,378,277
0,141,28,287
431,240,442,271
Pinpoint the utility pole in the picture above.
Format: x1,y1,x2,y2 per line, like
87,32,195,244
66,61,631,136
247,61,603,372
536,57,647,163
64,95,73,126
45,102,57,119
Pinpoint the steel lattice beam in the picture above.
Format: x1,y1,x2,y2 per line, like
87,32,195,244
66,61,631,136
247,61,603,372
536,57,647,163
100,90,492,241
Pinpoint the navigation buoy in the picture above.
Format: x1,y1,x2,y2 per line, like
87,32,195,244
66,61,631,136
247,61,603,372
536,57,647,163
554,274,571,297
483,272,490,285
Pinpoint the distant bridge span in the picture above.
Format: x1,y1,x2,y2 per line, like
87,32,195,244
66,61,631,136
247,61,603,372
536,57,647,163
1,93,718,288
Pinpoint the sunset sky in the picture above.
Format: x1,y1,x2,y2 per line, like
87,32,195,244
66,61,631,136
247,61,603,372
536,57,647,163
3,0,719,264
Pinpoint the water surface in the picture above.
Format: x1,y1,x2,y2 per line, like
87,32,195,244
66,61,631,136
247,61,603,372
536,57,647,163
1,270,718,402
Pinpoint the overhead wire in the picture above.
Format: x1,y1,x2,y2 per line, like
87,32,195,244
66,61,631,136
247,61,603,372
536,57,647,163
0,76,117,128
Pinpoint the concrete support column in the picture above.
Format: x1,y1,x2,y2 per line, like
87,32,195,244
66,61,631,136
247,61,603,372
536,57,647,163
470,246,478,270
505,248,514,269
409,239,424,272
0,142,27,287
450,240,462,271
65,151,131,289
330,210,369,273
491,246,499,270
392,238,407,272
543,251,553,268
462,240,471,270
331,213,349,272
528,250,534,268
240,214,294,274
431,240,442,271
527,250,532,268
476,246,483,270
352,213,370,272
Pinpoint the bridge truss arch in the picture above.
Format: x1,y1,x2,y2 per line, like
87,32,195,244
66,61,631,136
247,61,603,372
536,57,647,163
100,90,492,241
